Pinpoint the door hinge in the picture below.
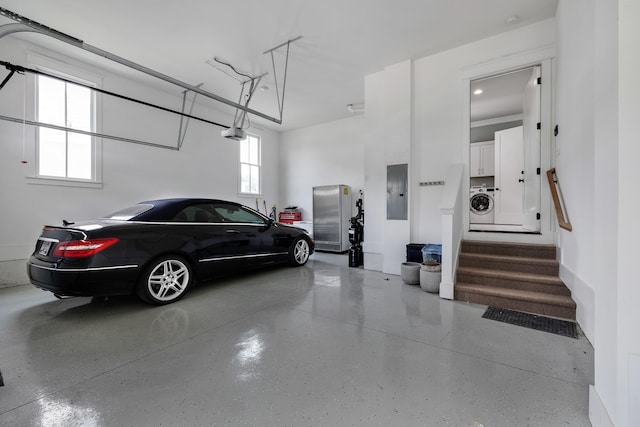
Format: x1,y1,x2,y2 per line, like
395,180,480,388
537,122,541,130
537,167,541,175
537,213,541,220
537,77,542,85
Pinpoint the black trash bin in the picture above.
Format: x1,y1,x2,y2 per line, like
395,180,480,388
406,243,425,263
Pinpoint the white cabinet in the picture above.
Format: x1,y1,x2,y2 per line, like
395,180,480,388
470,141,495,177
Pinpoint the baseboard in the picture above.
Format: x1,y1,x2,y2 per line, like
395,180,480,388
559,263,595,343
363,252,383,272
589,385,615,427
440,280,454,300
0,259,29,288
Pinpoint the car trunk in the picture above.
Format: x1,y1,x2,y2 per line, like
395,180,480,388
33,226,89,262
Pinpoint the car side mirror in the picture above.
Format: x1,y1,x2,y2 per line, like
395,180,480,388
259,218,274,231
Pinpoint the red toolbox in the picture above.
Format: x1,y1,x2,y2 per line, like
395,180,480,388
278,211,302,224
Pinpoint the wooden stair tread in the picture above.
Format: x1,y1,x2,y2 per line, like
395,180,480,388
456,282,576,308
461,240,557,258
463,240,556,249
459,252,559,266
455,240,576,319
456,266,564,285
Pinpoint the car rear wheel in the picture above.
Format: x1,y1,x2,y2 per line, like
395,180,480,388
289,237,310,266
137,256,192,305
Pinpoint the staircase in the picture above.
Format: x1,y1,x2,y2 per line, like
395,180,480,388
454,240,576,320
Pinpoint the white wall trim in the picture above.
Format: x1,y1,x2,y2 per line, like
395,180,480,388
0,259,30,287
471,114,523,128
460,45,556,80
26,176,104,189
461,49,556,246
589,385,615,427
559,262,595,344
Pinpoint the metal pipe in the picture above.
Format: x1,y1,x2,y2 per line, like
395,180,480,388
177,85,201,149
0,114,179,151
0,60,229,129
263,35,303,54
267,37,301,120
0,7,283,124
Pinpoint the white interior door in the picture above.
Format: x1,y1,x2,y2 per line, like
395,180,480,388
522,66,542,231
494,126,524,225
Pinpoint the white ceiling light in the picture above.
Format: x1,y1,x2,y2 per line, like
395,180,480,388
473,89,483,95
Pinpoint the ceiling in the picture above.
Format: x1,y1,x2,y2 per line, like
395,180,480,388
0,0,558,132
470,67,536,123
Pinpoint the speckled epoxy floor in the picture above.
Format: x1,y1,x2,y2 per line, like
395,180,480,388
0,252,593,426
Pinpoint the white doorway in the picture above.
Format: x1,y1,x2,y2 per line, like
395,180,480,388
469,66,542,233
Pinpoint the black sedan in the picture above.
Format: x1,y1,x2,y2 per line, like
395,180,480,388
27,198,314,305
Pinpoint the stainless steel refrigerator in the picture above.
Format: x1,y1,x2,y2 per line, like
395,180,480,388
312,185,352,252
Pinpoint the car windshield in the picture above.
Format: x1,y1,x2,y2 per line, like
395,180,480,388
101,204,154,220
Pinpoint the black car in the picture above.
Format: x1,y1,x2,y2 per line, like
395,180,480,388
27,198,314,305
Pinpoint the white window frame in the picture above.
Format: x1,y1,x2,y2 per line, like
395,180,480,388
238,133,262,196
24,52,103,188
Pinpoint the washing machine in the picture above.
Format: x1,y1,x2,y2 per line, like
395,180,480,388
470,186,495,223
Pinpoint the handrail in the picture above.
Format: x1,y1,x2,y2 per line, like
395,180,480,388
546,168,572,231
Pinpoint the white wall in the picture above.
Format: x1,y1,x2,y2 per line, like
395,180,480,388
617,1,640,425
279,115,365,223
362,70,386,271
557,0,640,426
0,36,280,286
278,19,558,275
365,60,412,275
554,0,598,345
556,0,609,420
412,19,557,247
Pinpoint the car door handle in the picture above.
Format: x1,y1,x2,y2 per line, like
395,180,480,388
225,229,240,234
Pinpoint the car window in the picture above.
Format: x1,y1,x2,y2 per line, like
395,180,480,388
172,204,222,223
101,204,154,220
212,204,265,224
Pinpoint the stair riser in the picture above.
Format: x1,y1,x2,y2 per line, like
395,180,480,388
456,240,576,319
456,273,570,295
461,242,556,260
455,290,576,320
459,257,559,276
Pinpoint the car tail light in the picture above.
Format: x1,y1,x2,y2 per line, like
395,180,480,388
53,238,120,258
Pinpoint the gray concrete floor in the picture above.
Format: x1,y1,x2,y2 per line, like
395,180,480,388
0,252,593,426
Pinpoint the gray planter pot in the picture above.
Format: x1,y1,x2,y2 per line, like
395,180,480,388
400,262,421,285
420,264,441,293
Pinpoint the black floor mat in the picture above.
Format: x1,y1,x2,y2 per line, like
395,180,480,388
482,306,578,338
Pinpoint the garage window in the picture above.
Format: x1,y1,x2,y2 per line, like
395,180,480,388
239,134,261,195
24,52,103,187
37,74,95,180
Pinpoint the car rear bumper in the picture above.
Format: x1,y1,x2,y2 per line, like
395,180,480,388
27,257,139,297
